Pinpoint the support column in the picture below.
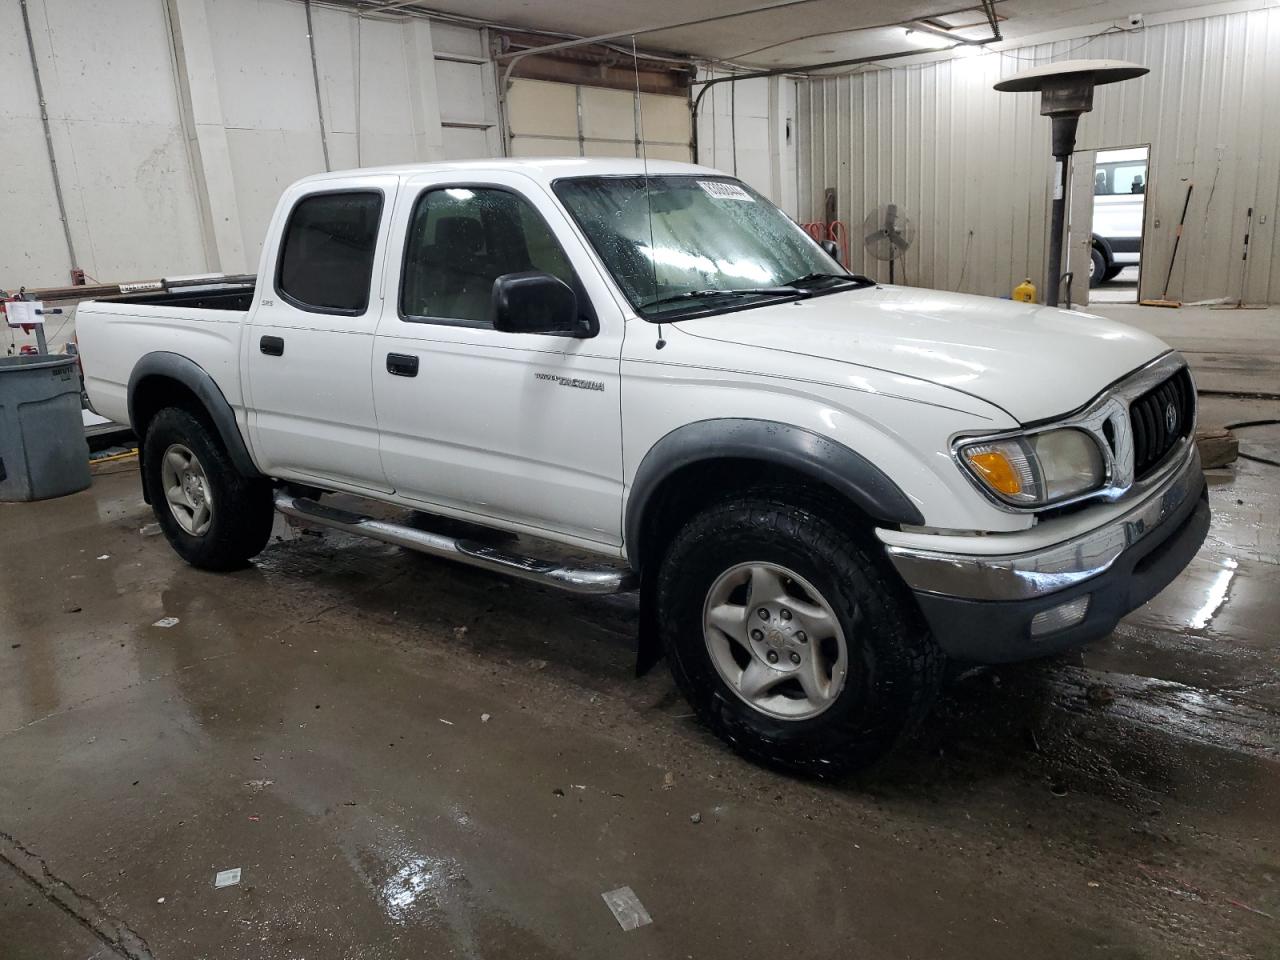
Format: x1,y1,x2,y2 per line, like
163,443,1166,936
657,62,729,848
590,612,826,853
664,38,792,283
164,0,246,274
767,75,797,215
403,18,446,162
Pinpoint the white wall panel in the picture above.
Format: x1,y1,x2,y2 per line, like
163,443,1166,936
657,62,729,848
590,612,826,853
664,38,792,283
436,60,488,124
694,69,793,210
353,18,428,166
434,30,500,159
0,1,69,286
3,0,497,288
2,0,207,287
796,7,1280,303
431,20,485,60
442,126,490,160
209,0,316,131
209,0,325,264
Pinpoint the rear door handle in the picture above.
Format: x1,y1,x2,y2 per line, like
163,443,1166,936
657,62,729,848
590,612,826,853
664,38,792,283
386,353,419,377
259,335,284,356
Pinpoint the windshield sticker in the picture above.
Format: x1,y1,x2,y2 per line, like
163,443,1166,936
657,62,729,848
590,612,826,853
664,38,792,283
697,180,754,202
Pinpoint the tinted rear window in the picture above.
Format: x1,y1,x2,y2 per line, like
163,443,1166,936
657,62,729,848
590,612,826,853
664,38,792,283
276,191,383,314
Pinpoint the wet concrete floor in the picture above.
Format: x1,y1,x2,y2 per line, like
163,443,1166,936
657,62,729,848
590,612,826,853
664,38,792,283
2,401,1278,960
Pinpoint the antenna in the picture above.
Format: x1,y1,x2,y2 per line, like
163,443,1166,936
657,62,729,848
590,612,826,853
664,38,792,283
632,37,665,349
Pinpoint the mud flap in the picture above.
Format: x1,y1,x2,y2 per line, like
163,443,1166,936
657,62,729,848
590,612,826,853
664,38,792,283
635,570,664,677
137,441,151,504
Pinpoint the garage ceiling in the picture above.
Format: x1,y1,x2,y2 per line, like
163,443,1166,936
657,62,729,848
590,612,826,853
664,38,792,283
352,0,1235,68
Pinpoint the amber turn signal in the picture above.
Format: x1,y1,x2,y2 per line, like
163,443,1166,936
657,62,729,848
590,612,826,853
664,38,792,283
965,450,1023,496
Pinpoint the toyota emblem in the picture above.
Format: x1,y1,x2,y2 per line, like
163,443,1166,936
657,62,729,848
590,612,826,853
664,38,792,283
1164,401,1178,434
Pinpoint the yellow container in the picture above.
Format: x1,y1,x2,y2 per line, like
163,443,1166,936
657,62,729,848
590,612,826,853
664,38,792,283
1013,278,1037,303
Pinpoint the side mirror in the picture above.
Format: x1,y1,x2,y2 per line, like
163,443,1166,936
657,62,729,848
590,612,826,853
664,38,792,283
819,239,843,265
491,271,581,336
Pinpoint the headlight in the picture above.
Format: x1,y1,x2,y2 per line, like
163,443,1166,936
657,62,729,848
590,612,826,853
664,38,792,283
958,428,1104,507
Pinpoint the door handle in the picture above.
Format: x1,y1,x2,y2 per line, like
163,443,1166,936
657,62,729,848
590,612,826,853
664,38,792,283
259,335,284,356
386,353,419,377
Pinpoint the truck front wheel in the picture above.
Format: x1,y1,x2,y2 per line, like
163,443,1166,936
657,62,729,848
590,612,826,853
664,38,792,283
656,492,942,776
143,407,274,571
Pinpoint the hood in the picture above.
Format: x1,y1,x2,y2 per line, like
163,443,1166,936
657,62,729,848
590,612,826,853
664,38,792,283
673,285,1170,423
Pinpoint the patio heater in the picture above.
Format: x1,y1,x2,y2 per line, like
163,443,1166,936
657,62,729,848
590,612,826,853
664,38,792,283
994,59,1148,307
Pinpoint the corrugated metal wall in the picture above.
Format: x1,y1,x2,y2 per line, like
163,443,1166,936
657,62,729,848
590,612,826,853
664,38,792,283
795,6,1280,304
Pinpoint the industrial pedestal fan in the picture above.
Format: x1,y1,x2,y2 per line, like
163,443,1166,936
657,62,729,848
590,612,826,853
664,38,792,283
862,204,915,284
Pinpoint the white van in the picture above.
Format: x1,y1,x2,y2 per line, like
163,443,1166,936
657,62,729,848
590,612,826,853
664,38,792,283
1091,147,1147,286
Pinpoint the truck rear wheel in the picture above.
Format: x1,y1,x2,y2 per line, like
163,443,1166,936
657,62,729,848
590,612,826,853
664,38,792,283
656,491,942,777
143,407,274,571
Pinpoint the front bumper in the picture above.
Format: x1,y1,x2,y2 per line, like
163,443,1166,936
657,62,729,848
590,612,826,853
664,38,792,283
886,446,1209,663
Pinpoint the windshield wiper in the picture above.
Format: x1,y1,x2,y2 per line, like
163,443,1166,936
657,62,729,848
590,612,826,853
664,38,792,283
641,286,804,310
786,272,876,289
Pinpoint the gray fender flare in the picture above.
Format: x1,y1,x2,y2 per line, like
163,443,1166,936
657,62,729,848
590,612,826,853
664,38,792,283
127,351,262,479
624,418,924,568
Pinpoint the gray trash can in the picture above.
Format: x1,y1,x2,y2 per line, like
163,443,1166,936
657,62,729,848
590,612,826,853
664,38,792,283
0,355,92,501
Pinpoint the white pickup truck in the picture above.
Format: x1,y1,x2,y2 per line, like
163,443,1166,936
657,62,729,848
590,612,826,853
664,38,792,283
77,158,1208,775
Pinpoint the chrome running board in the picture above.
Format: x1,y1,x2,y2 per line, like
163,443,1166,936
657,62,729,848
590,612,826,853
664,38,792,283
273,491,637,595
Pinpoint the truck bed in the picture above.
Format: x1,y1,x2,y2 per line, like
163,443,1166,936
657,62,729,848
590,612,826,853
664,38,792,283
77,278,258,431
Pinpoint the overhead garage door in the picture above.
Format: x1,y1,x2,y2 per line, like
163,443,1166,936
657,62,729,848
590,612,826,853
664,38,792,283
507,79,690,162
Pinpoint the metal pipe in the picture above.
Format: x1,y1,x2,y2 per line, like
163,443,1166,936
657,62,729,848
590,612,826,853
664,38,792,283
691,46,961,163
28,273,256,305
693,47,949,116
497,0,824,66
690,0,1002,165
304,0,332,171
1045,115,1079,307
368,0,425,11
980,0,1003,42
19,0,79,274
273,492,638,595
903,19,991,46
493,4,819,152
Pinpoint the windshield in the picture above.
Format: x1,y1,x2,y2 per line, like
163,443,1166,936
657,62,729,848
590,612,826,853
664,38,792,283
552,175,847,319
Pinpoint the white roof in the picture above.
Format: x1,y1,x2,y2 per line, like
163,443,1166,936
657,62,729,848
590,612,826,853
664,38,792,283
1097,147,1147,164
296,156,720,187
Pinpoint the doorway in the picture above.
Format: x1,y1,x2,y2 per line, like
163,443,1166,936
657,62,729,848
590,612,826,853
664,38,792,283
1066,144,1150,307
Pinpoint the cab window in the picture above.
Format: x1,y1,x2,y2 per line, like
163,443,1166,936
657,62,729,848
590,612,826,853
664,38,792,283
399,186,575,325
276,191,383,314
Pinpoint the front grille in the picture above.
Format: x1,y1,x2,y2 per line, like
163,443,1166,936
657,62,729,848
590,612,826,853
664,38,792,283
1129,366,1194,479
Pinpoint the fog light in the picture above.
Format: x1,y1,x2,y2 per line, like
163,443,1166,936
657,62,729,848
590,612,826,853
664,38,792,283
1030,595,1090,637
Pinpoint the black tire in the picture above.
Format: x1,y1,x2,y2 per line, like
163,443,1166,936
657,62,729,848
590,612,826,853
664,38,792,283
143,407,274,571
1102,263,1124,282
1089,247,1107,288
656,491,943,777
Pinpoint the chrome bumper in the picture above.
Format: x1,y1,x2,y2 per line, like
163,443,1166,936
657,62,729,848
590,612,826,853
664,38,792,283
886,444,1204,602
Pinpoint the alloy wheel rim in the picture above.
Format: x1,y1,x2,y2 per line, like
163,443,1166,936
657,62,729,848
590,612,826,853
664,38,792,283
160,443,213,536
702,561,849,720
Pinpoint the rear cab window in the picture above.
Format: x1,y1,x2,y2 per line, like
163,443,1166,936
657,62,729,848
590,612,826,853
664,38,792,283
276,191,384,314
